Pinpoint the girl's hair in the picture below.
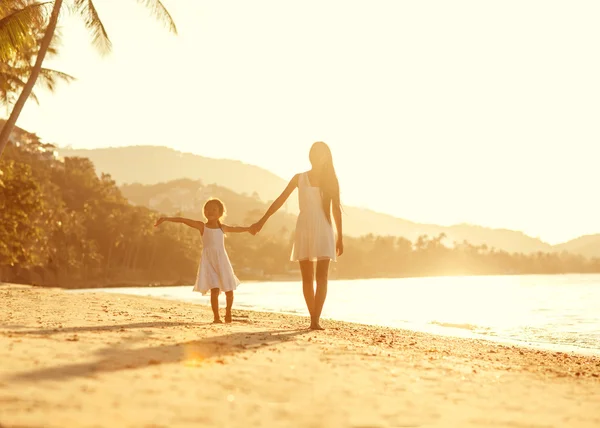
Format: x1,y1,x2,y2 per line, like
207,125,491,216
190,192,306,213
309,141,340,222
203,198,226,229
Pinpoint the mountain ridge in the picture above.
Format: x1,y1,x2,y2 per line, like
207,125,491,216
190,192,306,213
57,145,598,257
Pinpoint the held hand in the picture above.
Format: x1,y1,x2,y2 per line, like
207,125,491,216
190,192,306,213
249,223,258,235
336,238,344,256
154,217,166,227
249,222,263,236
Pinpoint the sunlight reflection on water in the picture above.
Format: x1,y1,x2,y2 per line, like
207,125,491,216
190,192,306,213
75,274,600,354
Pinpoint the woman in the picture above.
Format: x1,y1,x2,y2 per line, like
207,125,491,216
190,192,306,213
250,141,343,330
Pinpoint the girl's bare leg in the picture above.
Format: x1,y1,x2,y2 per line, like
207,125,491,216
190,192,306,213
225,291,234,323
210,288,222,323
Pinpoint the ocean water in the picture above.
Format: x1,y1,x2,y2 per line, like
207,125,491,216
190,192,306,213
74,274,600,355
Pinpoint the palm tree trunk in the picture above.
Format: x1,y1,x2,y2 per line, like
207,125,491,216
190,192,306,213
0,0,62,158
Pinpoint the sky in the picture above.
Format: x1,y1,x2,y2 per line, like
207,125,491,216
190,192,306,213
14,0,600,245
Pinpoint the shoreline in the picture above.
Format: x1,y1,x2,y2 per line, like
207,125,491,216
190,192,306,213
10,271,600,290
71,282,600,358
79,286,600,358
2,284,599,427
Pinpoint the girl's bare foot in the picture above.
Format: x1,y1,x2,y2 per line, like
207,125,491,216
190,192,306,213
225,311,232,323
213,318,223,324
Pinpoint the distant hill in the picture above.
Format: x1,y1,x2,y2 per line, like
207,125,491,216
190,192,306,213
336,207,555,254
555,235,600,259
120,179,297,236
59,146,293,207
58,145,589,255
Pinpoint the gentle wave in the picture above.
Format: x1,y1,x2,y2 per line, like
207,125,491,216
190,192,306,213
429,321,489,331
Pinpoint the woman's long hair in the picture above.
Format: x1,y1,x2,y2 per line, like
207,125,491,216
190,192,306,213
309,142,340,223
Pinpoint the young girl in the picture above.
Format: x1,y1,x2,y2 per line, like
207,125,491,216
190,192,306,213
250,142,343,330
155,198,251,324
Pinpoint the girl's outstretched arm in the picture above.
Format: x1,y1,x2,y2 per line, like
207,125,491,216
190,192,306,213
222,225,250,233
155,216,204,231
251,174,299,234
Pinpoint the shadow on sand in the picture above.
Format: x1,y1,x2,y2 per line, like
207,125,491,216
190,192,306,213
11,321,197,336
9,329,309,383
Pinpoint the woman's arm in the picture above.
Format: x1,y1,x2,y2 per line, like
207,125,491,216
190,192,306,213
251,174,299,234
332,196,343,256
221,225,250,233
155,216,204,231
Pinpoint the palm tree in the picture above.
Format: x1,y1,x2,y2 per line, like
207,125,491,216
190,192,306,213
0,0,177,158
1,24,75,114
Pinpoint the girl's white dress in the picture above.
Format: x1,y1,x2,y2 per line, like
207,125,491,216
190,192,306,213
291,172,337,262
193,226,240,294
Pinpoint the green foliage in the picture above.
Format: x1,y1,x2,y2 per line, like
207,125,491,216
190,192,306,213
0,159,46,267
0,1,48,62
0,131,202,286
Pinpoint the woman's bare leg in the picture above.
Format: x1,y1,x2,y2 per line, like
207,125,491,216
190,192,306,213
299,260,315,328
312,259,330,330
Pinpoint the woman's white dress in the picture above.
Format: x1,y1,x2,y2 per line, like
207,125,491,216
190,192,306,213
193,226,240,294
290,172,337,262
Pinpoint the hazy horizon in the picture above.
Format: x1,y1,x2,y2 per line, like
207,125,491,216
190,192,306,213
10,0,600,245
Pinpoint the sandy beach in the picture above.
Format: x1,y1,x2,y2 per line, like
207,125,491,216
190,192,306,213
1,284,599,428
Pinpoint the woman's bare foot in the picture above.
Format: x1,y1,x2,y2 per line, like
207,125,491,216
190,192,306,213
213,318,223,324
309,322,324,330
225,311,232,323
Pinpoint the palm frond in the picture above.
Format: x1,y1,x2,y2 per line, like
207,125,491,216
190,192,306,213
0,70,40,106
29,88,40,104
0,2,50,62
0,60,74,109
37,67,75,92
46,27,64,57
73,0,112,55
136,0,177,34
